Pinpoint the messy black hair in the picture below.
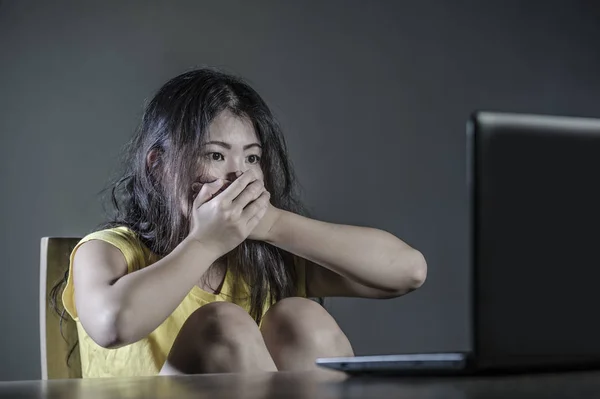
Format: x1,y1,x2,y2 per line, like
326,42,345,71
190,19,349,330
50,68,308,345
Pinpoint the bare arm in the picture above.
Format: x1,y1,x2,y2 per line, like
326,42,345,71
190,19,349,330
263,209,427,298
73,171,269,349
73,238,219,348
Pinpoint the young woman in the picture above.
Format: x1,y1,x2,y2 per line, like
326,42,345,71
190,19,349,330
57,68,427,378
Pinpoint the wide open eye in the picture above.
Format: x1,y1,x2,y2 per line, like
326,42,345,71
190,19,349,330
247,154,261,164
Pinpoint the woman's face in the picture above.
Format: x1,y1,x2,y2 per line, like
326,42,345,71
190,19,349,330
201,110,264,182
189,110,264,204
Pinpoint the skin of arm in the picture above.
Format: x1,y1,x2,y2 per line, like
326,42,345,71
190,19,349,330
73,238,220,348
76,192,424,348
74,171,268,348
259,207,427,298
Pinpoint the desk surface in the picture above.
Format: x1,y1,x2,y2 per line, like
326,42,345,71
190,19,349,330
1,370,599,399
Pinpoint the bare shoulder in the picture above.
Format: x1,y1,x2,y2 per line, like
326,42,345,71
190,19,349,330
73,240,128,285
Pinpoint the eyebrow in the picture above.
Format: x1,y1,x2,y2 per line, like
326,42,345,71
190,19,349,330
204,141,262,150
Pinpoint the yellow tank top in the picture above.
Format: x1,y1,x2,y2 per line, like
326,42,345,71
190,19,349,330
62,226,306,378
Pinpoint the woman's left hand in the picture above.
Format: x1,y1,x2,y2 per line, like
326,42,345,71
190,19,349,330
248,203,282,242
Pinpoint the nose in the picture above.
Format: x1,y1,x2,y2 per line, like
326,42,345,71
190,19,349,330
224,157,245,182
225,171,241,182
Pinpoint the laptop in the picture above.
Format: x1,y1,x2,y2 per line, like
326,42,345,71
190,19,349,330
317,111,600,375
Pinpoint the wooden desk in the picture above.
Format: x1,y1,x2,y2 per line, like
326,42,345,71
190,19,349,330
1,370,599,398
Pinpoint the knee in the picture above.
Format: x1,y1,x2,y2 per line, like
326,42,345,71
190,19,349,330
166,302,272,373
261,298,349,352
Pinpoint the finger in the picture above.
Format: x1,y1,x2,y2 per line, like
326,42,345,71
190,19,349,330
243,191,270,223
212,180,233,198
218,169,260,203
193,179,226,208
232,180,266,211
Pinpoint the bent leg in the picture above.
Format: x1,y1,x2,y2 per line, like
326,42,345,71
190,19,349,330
260,297,354,371
160,302,277,374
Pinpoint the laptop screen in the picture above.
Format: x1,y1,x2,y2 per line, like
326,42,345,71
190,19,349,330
469,112,600,369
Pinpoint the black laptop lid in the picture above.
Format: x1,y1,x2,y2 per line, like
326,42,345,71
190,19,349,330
468,112,600,370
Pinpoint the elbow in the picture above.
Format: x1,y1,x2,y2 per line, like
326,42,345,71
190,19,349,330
85,305,130,349
407,249,427,289
385,249,427,298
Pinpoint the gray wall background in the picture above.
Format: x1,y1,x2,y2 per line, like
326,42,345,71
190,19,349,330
1,0,599,381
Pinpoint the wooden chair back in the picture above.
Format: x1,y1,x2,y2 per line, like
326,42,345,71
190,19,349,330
40,237,83,379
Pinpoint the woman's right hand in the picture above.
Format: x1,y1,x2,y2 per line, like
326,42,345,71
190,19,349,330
188,170,270,256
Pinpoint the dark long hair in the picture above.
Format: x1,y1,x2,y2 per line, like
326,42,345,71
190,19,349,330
51,68,306,332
